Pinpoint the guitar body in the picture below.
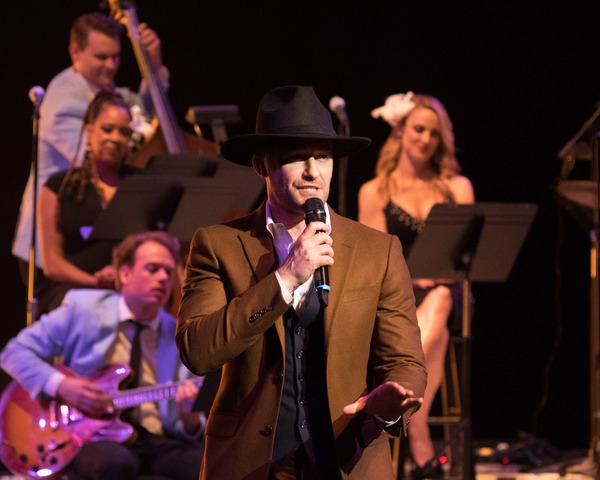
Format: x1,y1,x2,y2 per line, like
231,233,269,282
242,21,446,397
0,365,132,479
0,364,202,478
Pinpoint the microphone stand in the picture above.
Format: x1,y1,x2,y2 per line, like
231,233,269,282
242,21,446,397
337,121,350,217
26,98,41,326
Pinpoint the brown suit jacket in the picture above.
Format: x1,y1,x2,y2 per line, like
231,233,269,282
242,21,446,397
177,202,426,480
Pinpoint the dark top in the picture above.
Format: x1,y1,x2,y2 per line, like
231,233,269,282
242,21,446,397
384,201,425,258
384,201,464,330
45,165,140,274
36,165,140,316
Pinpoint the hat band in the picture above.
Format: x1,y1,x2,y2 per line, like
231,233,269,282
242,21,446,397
259,123,337,137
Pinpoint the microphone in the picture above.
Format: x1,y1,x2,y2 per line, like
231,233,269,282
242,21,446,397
304,197,330,307
28,86,45,110
329,96,349,127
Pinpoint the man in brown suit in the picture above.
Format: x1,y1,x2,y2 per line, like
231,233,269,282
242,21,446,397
176,85,427,480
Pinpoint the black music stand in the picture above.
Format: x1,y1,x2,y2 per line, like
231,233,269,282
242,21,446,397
557,104,600,462
88,176,184,241
146,154,265,241
164,175,259,241
89,159,265,242
185,105,241,145
405,202,538,480
145,153,220,177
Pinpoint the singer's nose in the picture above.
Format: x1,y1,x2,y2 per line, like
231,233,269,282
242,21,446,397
304,157,319,178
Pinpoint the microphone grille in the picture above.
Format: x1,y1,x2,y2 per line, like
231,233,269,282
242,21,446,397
304,197,326,224
329,96,345,111
28,86,45,105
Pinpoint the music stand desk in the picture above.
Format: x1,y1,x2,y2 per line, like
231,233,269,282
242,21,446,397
145,153,220,177
166,176,252,241
157,162,265,241
407,202,538,282
89,175,183,241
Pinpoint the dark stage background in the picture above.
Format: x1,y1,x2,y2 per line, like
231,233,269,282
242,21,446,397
1,1,598,453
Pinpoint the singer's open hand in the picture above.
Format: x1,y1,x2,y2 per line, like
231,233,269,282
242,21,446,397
277,221,333,292
342,381,423,421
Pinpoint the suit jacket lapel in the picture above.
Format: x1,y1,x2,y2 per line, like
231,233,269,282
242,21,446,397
323,209,355,353
237,202,278,283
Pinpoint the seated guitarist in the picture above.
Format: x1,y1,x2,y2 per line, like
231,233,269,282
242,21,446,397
1,231,204,480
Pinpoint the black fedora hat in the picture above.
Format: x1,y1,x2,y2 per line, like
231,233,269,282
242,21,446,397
220,85,371,166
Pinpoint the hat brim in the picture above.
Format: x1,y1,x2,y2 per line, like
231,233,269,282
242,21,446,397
220,133,371,166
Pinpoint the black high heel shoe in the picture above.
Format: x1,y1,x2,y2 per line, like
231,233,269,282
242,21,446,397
412,463,444,480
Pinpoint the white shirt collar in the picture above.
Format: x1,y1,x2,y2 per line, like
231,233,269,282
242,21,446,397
265,200,332,265
265,201,331,310
118,295,160,332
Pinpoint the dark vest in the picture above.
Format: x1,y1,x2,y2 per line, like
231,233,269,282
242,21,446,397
271,287,340,477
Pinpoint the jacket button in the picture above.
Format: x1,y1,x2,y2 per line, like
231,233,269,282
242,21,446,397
261,426,273,436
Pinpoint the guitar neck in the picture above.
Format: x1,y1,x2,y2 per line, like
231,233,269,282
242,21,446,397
112,378,203,410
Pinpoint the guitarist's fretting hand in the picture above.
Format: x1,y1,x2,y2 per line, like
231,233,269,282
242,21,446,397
57,376,115,419
175,380,204,435
138,23,163,71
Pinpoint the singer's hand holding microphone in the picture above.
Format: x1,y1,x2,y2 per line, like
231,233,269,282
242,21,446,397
275,198,333,306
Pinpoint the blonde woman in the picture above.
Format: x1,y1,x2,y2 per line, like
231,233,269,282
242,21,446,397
358,92,474,479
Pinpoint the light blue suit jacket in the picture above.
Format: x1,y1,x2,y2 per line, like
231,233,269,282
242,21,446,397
0,289,193,435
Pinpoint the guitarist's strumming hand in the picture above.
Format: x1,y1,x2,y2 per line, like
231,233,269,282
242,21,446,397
57,376,115,419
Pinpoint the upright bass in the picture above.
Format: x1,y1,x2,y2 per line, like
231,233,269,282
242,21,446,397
108,0,218,167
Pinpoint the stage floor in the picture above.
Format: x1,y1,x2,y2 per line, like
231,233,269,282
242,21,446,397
0,443,595,480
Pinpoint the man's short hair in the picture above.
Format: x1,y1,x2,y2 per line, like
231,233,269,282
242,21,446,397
70,12,124,49
112,231,180,286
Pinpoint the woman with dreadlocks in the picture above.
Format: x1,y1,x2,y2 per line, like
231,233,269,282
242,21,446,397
37,90,140,316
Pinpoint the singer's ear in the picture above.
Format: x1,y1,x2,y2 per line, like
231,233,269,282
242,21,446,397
252,154,268,178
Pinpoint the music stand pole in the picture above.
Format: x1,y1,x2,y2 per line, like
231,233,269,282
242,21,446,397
26,96,41,326
459,274,474,480
456,215,483,480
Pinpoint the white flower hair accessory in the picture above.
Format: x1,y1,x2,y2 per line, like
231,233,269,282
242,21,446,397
370,91,416,127
129,105,156,150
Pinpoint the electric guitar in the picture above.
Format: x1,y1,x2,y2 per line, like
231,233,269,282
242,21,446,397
0,363,203,479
